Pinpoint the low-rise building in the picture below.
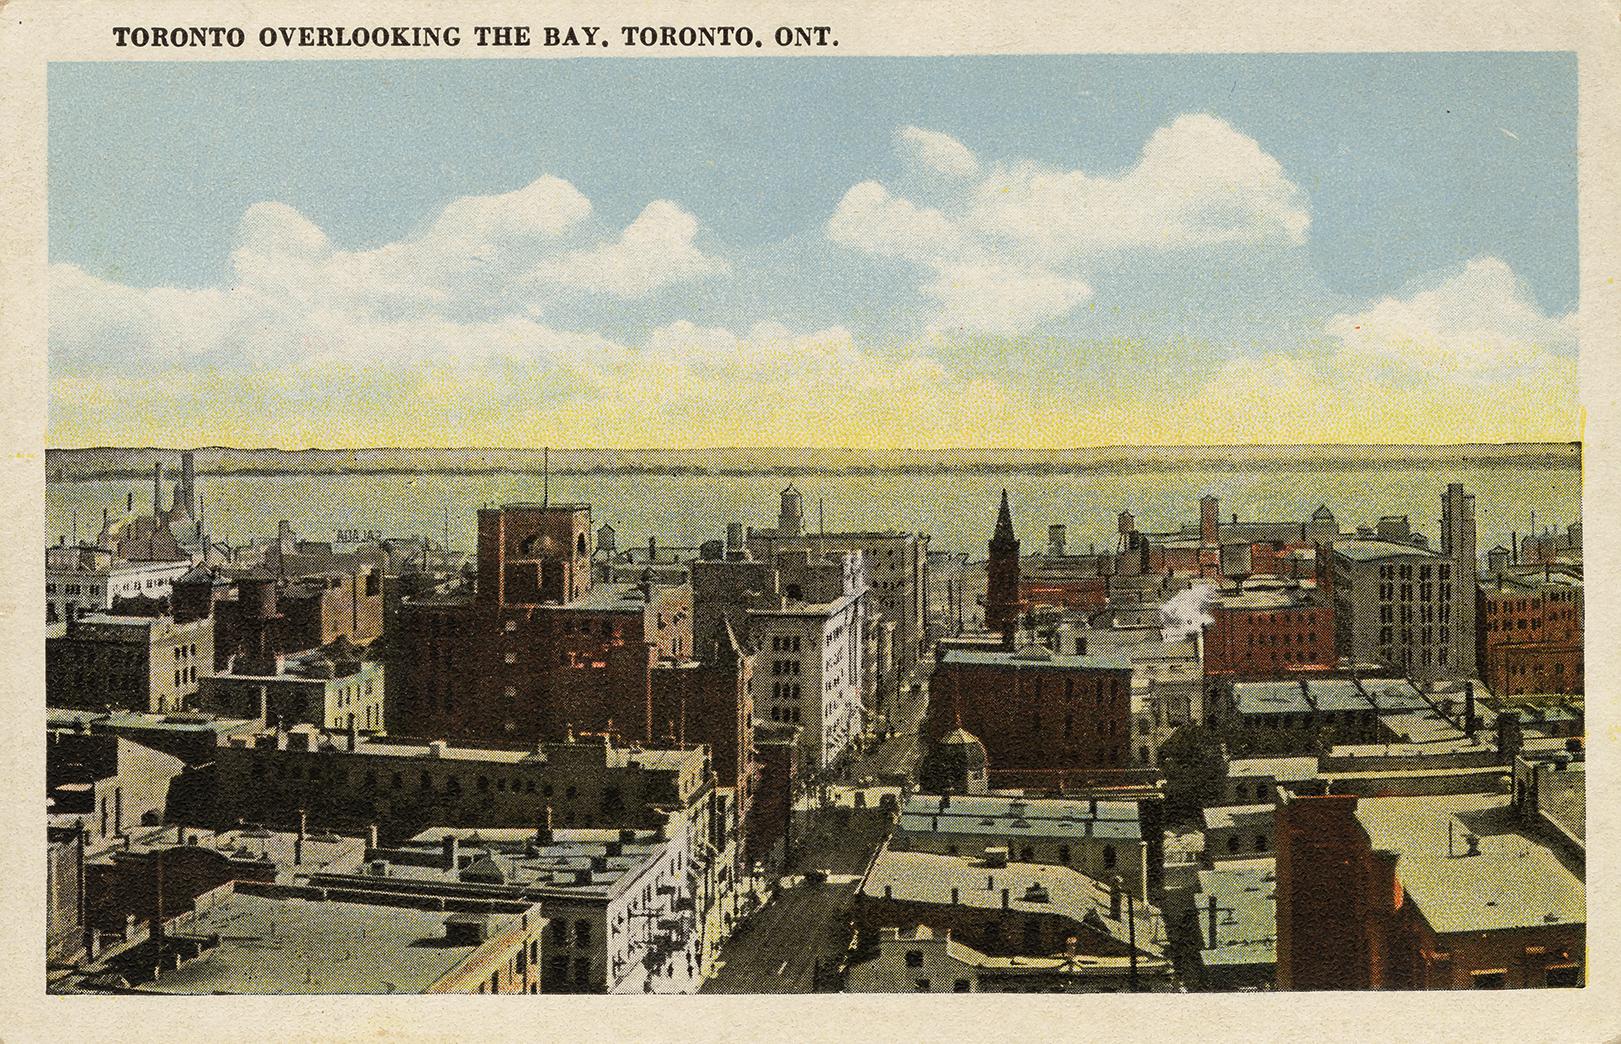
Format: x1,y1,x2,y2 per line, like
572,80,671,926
890,792,1156,900
45,543,191,627
1477,567,1583,697
47,612,215,714
206,728,716,848
846,924,1171,993
1275,790,1584,989
63,882,547,995
48,729,186,850
198,638,386,732
855,842,1168,966
1202,581,1334,678
1192,858,1277,990
1202,804,1275,861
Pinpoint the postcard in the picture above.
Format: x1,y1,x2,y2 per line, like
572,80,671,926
1,1,1617,1041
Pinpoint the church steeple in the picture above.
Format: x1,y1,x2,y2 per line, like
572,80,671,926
985,489,1023,635
992,489,1017,550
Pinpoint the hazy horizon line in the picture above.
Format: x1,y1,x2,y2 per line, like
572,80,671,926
45,440,1584,454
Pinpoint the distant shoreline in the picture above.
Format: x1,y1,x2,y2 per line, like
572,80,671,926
45,443,1582,483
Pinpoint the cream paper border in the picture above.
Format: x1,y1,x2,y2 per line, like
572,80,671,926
1,1,1616,1040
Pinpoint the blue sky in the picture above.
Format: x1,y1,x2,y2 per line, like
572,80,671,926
47,54,1579,447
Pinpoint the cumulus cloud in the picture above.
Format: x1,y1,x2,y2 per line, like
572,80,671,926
826,115,1309,335
899,125,980,180
1326,256,1576,375
529,200,730,296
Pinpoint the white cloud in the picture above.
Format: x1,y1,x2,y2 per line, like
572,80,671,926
899,126,980,179
1327,256,1575,374
827,181,968,266
827,115,1309,334
922,263,1093,337
529,200,729,296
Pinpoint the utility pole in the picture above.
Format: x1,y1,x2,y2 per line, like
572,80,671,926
1127,891,1139,992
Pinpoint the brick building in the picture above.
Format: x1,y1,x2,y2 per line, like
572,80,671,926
925,645,1133,777
1202,582,1335,678
205,727,713,845
1476,567,1582,696
1275,790,1584,989
389,503,692,746
196,563,384,671
47,612,214,714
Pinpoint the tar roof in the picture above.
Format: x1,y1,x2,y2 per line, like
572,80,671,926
1354,795,1584,935
143,891,525,994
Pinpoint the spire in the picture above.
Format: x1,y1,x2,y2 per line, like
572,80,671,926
992,489,1017,548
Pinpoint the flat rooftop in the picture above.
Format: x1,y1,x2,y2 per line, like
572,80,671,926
898,793,1143,842
138,890,527,994
1333,539,1441,562
1354,794,1585,936
861,847,1163,957
940,646,1131,672
1226,757,1319,782
1195,858,1277,968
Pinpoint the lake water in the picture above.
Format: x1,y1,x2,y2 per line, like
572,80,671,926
46,459,1582,561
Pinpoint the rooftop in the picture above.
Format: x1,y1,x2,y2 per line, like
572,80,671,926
940,646,1131,672
128,890,529,994
1195,858,1277,968
1333,539,1441,563
1203,804,1274,831
897,793,1143,842
1226,757,1319,783
1354,794,1585,935
860,846,1164,957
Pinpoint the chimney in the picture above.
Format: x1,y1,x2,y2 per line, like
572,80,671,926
726,522,743,551
1463,681,1477,739
1109,876,1123,919
347,716,359,751
367,824,379,850
442,834,460,870
258,686,269,725
1001,887,1010,909
153,461,163,518
1207,894,1219,947
950,886,960,904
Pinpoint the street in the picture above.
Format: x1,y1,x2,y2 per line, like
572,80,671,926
701,878,859,993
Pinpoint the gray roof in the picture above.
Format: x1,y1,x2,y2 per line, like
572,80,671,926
898,793,1143,842
940,647,1131,672
1333,539,1441,562
1195,858,1277,968
133,891,526,994
860,847,1164,957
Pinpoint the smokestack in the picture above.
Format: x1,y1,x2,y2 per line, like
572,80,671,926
1109,876,1123,919
1464,681,1477,739
367,824,379,850
1207,893,1219,947
153,462,163,518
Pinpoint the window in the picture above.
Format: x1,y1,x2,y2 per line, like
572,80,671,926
905,950,924,968
575,920,591,946
1253,834,1268,852
1546,965,1581,988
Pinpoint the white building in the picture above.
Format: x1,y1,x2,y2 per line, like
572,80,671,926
747,555,865,770
45,543,191,626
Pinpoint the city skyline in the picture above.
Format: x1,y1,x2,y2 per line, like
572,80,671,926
48,54,1578,449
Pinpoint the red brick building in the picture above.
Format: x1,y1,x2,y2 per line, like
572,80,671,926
1203,583,1336,678
925,645,1132,777
1276,791,1584,990
389,504,693,747
1477,569,1583,696
180,564,384,670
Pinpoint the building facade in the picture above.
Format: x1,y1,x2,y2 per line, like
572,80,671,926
48,612,215,714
